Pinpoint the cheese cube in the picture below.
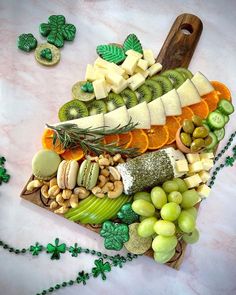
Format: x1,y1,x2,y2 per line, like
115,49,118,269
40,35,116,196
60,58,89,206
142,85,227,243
106,72,124,86
148,63,163,77
94,57,111,69
184,174,202,189
143,49,155,66
189,161,203,173
200,152,214,160
92,79,108,99
198,170,210,183
94,69,106,80
134,67,149,78
123,73,129,80
126,49,143,59
121,55,140,75
111,79,128,94
108,63,126,76
197,184,211,198
175,159,189,173
137,59,149,71
127,73,145,91
106,83,112,94
85,64,96,81
186,153,200,164
201,159,214,171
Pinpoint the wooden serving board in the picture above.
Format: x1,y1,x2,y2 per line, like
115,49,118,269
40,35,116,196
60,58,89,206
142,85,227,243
20,13,203,269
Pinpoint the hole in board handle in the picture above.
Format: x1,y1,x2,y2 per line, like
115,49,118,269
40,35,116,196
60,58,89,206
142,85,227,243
180,23,193,35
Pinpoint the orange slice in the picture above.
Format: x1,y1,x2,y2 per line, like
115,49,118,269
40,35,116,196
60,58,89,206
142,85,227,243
202,90,219,112
118,132,133,149
104,134,119,145
145,126,169,150
189,100,209,119
42,128,65,154
175,107,194,125
211,81,231,101
130,129,149,154
61,147,84,161
165,117,181,145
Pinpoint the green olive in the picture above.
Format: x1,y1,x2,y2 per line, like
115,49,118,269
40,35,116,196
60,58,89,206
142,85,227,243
193,126,209,138
183,119,195,134
205,135,213,146
192,115,203,127
190,138,205,152
180,132,192,147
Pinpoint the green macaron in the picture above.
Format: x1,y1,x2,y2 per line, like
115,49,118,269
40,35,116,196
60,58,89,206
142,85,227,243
77,159,99,190
32,149,61,180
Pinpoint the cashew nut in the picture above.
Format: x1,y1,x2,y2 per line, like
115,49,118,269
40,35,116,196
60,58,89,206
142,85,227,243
105,154,114,165
108,166,121,181
73,187,90,199
49,201,58,210
27,180,43,192
98,175,108,188
98,157,110,167
113,154,121,162
92,186,105,198
54,206,68,214
62,189,72,200
48,185,60,198
63,200,70,208
56,193,64,206
49,177,57,188
109,174,115,182
101,182,114,193
86,155,99,162
101,168,110,177
108,181,123,199
70,194,79,208
41,184,50,199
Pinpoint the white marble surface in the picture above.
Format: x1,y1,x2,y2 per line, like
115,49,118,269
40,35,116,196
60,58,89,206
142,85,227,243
0,0,236,294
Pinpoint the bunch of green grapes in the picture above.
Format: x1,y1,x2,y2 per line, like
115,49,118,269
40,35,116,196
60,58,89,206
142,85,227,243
131,178,200,264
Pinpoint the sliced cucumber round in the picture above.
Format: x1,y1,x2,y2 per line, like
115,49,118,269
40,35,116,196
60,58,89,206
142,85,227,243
205,132,218,150
224,114,230,124
218,99,234,115
214,128,225,141
207,111,225,130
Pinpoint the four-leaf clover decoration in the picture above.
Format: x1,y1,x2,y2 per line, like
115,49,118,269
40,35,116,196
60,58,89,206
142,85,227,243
225,156,235,167
17,33,38,52
69,243,82,257
92,258,111,280
46,238,66,260
0,167,10,185
39,15,76,48
117,203,139,224
100,221,129,251
29,242,43,256
76,271,90,285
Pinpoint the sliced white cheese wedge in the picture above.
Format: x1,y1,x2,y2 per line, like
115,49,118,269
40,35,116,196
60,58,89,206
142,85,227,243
191,72,214,96
104,106,129,130
161,89,182,116
128,101,151,129
177,79,201,107
147,98,166,125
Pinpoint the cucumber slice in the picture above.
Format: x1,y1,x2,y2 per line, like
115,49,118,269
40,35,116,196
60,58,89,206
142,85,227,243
207,111,225,130
214,128,225,141
205,132,218,150
218,99,234,115
224,114,230,124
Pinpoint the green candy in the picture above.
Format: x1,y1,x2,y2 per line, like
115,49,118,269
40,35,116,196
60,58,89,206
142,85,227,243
96,44,126,64
81,82,94,93
100,221,129,251
40,48,52,61
17,33,37,52
39,15,76,48
117,203,139,224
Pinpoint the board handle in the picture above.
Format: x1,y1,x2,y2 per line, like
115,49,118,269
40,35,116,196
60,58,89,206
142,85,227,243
156,13,203,70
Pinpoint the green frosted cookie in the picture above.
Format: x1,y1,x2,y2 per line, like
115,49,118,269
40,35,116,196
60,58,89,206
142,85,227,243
34,43,60,66
17,33,37,52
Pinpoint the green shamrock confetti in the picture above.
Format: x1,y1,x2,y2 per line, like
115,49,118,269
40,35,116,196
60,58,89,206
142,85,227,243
69,243,82,257
225,156,234,167
92,258,111,280
123,34,143,54
0,167,10,185
46,238,66,260
0,157,6,166
96,44,126,64
81,82,94,93
117,203,139,224
76,271,90,285
100,221,129,251
39,15,76,48
29,242,43,256
17,33,38,52
40,48,52,61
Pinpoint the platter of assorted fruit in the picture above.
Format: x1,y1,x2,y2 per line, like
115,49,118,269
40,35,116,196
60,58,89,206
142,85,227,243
20,13,234,268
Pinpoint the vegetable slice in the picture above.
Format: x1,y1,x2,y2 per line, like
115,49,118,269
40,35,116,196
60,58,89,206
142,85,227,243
207,111,225,130
217,99,234,115
214,128,225,141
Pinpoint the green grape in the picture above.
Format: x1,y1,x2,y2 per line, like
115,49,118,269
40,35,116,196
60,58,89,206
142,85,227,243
178,211,196,233
154,220,176,237
138,217,157,238
173,178,188,193
162,180,179,193
151,186,167,209
132,199,155,217
139,211,160,222
183,228,199,244
168,191,182,204
181,189,200,209
152,235,177,252
154,248,175,264
134,191,152,202
185,207,198,219
160,202,181,221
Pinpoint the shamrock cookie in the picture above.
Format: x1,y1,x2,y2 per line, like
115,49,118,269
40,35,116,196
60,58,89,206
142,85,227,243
17,33,37,52
34,43,60,66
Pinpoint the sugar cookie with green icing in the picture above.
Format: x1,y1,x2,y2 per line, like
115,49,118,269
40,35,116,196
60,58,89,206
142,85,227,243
17,33,37,52
34,43,60,66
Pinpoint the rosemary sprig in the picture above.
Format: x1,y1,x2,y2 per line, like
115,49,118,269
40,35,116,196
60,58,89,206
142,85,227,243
46,119,139,157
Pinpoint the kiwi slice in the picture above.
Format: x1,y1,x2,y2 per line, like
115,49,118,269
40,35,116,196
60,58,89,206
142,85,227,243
58,100,88,121
72,81,95,102
105,92,125,112
150,75,173,94
144,79,163,99
120,89,138,109
88,100,107,116
175,68,193,79
135,84,152,103
161,69,186,89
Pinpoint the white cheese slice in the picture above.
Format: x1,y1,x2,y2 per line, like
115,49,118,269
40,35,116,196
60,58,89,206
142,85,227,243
176,159,189,173
121,55,140,75
104,106,129,130
184,174,202,189
137,59,149,71
127,73,145,91
143,49,155,66
94,57,111,69
106,72,124,86
128,101,151,129
111,79,128,94
186,153,200,163
134,67,149,78
198,170,210,183
197,184,211,198
177,79,201,107
126,49,143,59
199,152,214,160
147,98,166,125
148,63,163,77
191,72,214,96
161,89,182,116
93,79,108,100
188,161,203,173
201,159,214,171
108,63,126,76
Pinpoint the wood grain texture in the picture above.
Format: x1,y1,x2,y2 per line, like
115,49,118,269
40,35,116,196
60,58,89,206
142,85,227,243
20,13,203,269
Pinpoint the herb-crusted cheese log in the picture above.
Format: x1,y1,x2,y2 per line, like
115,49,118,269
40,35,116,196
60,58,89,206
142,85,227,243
117,148,185,194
